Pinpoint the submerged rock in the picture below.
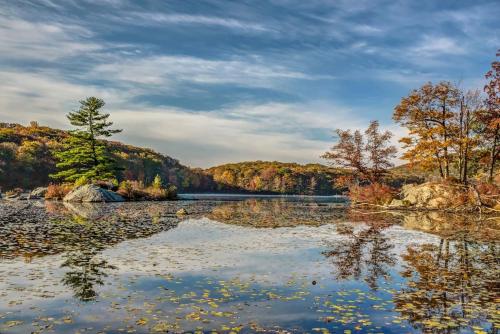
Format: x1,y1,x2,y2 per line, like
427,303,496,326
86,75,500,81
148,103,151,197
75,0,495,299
176,208,188,216
63,184,124,202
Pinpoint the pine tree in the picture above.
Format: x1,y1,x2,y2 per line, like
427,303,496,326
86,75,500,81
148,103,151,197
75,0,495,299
51,97,122,182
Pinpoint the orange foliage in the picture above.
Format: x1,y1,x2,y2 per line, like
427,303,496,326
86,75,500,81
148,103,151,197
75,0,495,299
45,184,73,200
348,183,396,206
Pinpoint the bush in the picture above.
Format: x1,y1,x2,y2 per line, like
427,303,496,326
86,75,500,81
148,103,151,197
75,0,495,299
474,182,500,208
348,183,396,206
117,180,146,200
117,180,177,201
45,183,73,200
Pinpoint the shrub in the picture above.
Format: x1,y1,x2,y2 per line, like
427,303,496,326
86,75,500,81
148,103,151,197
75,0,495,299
117,180,146,200
117,180,177,201
152,174,163,189
45,183,73,200
348,183,396,206
474,182,500,208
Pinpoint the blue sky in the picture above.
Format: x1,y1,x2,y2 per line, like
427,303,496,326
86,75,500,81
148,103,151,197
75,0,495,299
0,0,498,167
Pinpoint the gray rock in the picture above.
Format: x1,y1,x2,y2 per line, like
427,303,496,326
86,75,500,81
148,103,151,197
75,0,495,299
63,184,124,202
6,193,30,200
30,187,48,198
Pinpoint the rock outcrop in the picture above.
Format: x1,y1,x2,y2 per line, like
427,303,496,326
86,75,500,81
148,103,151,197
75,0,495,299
389,182,481,210
63,184,124,202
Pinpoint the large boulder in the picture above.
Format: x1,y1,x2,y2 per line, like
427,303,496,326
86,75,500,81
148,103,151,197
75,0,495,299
398,182,478,209
63,184,124,202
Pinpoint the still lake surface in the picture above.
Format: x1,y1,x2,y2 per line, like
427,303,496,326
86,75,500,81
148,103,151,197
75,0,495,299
0,195,498,334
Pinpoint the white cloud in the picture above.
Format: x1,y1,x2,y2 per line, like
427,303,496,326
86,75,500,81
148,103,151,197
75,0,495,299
90,55,330,89
0,67,365,167
410,36,465,57
0,17,100,61
130,13,272,33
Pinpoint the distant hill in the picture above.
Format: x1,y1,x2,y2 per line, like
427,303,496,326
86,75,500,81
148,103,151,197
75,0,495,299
0,122,214,192
205,161,346,195
0,122,424,194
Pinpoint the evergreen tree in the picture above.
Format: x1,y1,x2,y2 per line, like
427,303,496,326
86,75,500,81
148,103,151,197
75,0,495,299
51,97,122,182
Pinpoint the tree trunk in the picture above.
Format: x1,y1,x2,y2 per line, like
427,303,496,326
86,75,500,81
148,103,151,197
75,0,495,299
442,102,450,179
462,109,470,186
489,124,499,183
458,98,464,182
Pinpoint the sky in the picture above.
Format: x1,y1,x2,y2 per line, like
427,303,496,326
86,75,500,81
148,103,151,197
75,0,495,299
0,0,499,167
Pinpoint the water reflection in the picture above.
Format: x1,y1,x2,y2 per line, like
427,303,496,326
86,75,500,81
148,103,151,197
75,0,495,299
395,239,499,333
207,198,347,227
323,223,396,291
0,198,498,333
61,241,116,302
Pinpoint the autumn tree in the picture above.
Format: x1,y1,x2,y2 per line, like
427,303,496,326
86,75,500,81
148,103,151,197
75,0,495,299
481,49,500,182
51,97,122,182
393,82,462,179
322,120,396,184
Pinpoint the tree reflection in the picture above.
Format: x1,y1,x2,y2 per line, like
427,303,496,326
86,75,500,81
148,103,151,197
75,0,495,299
395,238,499,333
61,243,116,302
323,223,396,290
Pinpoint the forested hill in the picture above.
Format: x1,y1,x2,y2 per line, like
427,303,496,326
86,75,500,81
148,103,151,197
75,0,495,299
0,123,421,194
205,161,346,194
0,122,214,192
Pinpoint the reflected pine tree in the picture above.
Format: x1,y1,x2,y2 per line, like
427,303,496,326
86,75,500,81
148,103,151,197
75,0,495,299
395,238,499,333
61,242,116,302
323,223,396,290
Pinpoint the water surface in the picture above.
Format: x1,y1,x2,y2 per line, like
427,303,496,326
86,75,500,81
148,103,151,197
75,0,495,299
0,197,498,333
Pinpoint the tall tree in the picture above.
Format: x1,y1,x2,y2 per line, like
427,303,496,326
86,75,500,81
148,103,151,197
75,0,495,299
393,82,460,179
51,97,122,182
322,128,367,183
364,121,398,182
322,120,396,183
481,50,500,182
455,89,482,185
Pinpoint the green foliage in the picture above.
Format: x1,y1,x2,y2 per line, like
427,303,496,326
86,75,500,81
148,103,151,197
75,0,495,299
74,176,90,187
0,122,211,192
51,97,122,182
152,174,163,189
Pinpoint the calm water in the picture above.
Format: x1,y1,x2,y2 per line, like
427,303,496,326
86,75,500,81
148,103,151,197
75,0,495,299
0,196,498,334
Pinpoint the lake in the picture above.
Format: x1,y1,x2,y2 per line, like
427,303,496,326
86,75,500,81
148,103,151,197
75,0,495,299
0,195,498,334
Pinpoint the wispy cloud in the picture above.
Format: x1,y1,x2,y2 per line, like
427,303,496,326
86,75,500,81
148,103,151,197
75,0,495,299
90,55,333,90
0,17,100,61
130,13,272,33
0,0,497,167
410,35,465,57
